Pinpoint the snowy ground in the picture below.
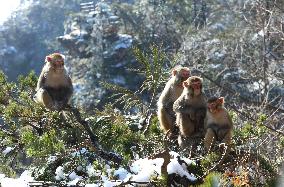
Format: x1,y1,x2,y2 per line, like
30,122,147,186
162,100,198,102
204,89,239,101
0,151,197,187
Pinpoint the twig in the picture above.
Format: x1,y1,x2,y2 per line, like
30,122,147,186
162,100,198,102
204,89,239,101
200,144,228,179
142,112,154,134
149,149,171,176
116,178,151,187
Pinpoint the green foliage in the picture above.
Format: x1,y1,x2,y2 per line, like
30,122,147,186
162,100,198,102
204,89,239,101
233,113,269,146
150,173,168,187
280,136,284,148
0,162,16,178
101,82,144,111
0,53,280,187
0,71,90,178
91,105,163,163
258,156,276,174
132,45,166,93
102,45,176,114
199,172,221,187
18,71,38,92
0,71,16,105
201,152,219,169
21,129,65,157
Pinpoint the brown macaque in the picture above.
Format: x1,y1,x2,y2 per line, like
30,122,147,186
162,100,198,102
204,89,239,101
157,66,190,134
34,53,73,111
204,97,233,151
173,76,207,142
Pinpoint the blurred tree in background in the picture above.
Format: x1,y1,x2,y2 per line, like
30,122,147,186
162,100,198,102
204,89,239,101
0,0,80,80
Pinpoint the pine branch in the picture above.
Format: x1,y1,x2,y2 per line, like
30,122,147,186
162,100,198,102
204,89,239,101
66,106,123,164
101,81,144,111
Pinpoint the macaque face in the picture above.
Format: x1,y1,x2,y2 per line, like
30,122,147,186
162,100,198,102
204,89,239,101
208,97,224,113
46,53,65,72
173,67,190,85
52,58,64,69
180,69,190,81
190,78,202,95
190,78,202,90
183,76,203,96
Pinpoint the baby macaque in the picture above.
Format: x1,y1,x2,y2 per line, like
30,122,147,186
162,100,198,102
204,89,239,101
173,76,207,140
34,53,73,111
157,66,190,134
204,97,233,151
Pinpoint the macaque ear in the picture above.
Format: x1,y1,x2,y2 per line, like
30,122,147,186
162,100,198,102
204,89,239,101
218,97,224,104
183,81,189,87
207,103,213,108
46,56,52,63
172,70,177,76
60,54,65,61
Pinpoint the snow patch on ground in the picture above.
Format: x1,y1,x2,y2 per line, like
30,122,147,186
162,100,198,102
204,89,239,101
0,152,197,186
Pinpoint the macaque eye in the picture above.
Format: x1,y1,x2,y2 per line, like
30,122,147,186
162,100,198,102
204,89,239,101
208,103,215,109
54,60,64,66
191,79,199,83
218,98,224,104
213,103,218,107
192,81,201,85
182,71,189,77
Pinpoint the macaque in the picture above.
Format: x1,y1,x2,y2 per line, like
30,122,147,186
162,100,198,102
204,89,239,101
173,76,207,140
34,53,73,111
204,97,233,151
157,66,190,134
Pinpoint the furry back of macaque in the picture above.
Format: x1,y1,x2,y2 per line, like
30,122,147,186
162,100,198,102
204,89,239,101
34,53,73,111
204,97,233,151
157,66,190,135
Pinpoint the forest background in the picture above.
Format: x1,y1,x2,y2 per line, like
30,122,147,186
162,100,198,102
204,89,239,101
0,0,283,186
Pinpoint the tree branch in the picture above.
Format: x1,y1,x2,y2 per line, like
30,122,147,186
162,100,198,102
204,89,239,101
66,106,123,164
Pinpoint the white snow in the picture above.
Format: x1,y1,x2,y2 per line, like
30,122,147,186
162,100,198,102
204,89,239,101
168,152,196,181
114,167,130,180
0,171,34,187
86,163,96,177
112,75,126,85
167,159,196,181
130,158,164,182
55,166,65,181
114,34,133,50
0,152,197,186
71,148,88,157
208,63,222,69
47,155,57,163
69,171,82,181
2,147,14,155
252,29,265,40
67,177,81,186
